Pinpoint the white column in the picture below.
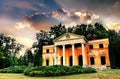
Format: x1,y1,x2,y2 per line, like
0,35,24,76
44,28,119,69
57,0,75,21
63,45,65,65
82,43,87,67
54,46,57,65
72,44,75,65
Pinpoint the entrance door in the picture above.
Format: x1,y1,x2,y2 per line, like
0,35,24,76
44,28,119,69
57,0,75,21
101,56,106,65
46,59,49,66
78,55,83,66
61,56,63,65
69,56,73,66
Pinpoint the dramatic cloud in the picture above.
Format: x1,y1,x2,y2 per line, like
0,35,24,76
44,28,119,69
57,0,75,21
24,8,100,30
55,0,120,24
24,12,60,30
0,0,120,50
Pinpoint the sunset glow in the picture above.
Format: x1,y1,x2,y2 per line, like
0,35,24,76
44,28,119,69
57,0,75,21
0,0,120,50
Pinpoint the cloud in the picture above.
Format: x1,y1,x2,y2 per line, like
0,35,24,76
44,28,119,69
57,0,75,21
55,0,120,25
15,22,30,29
113,0,120,9
106,22,120,32
24,8,100,30
24,12,59,30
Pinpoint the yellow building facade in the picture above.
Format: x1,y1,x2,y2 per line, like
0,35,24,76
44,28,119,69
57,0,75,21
42,33,110,69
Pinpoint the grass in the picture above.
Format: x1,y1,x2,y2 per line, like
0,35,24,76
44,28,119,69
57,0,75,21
0,70,120,79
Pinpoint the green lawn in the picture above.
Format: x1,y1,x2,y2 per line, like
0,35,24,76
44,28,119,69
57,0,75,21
0,70,120,79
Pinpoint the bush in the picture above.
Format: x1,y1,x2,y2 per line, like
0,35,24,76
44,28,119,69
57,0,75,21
0,66,27,73
24,65,97,77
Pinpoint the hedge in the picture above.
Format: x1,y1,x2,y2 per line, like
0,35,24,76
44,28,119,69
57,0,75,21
0,66,27,73
24,65,96,77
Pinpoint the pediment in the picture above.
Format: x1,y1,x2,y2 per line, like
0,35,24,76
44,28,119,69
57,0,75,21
53,33,87,42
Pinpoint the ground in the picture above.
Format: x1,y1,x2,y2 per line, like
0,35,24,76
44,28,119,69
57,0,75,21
0,70,120,79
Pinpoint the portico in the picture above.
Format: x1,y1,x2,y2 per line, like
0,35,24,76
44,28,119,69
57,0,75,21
53,33,87,66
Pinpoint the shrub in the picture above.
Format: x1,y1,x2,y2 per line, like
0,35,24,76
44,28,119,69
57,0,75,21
24,65,97,77
0,66,27,73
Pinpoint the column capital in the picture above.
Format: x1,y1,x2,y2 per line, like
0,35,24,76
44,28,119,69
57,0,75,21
62,44,65,46
71,43,75,45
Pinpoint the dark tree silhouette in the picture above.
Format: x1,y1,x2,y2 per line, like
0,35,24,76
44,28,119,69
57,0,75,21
50,23,67,39
33,30,53,67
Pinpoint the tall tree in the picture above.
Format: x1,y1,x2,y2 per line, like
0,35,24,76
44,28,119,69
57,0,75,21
0,33,23,68
33,30,52,67
24,49,34,65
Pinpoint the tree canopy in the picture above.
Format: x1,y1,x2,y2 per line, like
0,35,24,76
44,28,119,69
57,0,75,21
0,33,23,68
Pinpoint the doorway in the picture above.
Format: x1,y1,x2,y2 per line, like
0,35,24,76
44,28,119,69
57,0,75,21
78,55,83,66
69,56,73,66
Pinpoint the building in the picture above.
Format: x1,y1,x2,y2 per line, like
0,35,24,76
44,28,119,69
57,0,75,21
42,33,110,69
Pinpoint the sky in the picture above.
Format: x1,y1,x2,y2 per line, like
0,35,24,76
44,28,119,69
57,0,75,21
0,0,120,52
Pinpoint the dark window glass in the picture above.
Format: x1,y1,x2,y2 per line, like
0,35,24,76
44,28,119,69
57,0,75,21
90,57,95,65
46,60,49,66
101,56,106,65
46,49,49,53
99,44,104,48
89,45,93,49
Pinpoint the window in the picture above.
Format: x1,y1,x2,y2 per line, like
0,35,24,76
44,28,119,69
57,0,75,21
99,44,104,48
46,59,49,66
90,57,95,65
89,45,93,49
101,56,106,65
46,49,49,53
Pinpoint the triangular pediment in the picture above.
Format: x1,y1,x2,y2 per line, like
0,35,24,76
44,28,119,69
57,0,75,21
53,33,87,42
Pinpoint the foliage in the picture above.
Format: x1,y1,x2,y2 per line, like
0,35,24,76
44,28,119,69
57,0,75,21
33,49,43,67
50,23,66,39
24,65,96,77
0,66,27,73
21,49,34,66
32,30,53,67
0,33,24,57
0,33,23,69
1,70,120,79
18,56,28,66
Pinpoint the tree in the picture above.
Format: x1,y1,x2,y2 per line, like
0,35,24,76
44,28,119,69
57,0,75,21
0,33,24,57
24,49,34,65
50,23,67,39
0,33,23,68
33,30,52,67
